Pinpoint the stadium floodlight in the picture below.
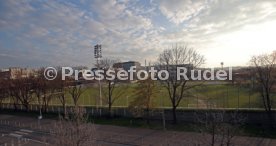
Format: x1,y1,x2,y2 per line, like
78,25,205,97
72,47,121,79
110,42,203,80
94,44,102,59
94,44,103,107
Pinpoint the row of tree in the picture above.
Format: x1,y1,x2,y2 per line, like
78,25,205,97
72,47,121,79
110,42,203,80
0,70,85,117
0,45,275,126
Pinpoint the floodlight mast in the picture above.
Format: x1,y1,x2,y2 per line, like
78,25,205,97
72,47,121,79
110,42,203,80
94,44,102,107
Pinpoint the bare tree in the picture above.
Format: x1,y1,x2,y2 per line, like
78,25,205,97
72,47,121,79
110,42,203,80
53,107,95,146
129,77,157,124
195,107,246,146
54,72,70,117
157,45,205,124
43,79,59,111
9,77,35,111
33,68,58,113
0,79,8,107
98,58,126,117
103,81,127,117
33,69,48,113
250,51,276,127
68,81,85,107
56,87,67,116
7,79,19,111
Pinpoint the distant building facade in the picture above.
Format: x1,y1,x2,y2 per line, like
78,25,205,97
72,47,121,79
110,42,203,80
113,61,142,71
113,61,142,81
0,67,35,79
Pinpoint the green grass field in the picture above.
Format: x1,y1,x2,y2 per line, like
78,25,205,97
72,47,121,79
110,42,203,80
49,82,273,108
4,82,275,109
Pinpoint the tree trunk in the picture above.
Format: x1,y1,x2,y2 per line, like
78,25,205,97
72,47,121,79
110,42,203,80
266,110,274,129
211,123,215,146
146,108,150,125
23,103,29,111
108,82,112,118
108,101,112,118
12,98,18,111
13,102,18,111
63,103,67,117
43,100,48,113
172,105,177,124
264,93,274,129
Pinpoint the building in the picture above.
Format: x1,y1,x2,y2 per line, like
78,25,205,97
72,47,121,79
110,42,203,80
0,67,35,79
113,61,142,81
0,70,10,79
152,64,194,80
113,61,142,71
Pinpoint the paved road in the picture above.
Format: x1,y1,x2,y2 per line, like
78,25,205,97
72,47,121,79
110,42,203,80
0,114,276,146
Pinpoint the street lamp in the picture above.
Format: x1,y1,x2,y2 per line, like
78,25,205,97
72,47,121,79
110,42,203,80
94,44,103,107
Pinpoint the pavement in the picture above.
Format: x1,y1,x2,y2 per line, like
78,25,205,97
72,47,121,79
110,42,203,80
0,114,276,146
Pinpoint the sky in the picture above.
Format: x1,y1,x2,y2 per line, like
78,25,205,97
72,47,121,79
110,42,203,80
0,0,276,68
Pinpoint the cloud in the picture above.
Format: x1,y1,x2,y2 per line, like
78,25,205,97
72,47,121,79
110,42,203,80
0,53,16,58
158,0,276,35
1,0,276,68
157,0,276,47
153,0,276,66
0,0,163,68
158,0,207,25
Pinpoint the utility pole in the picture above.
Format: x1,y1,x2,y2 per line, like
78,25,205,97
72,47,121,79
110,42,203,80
94,44,102,107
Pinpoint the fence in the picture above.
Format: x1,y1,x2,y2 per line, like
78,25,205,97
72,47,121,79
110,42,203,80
2,84,276,109
1,103,276,125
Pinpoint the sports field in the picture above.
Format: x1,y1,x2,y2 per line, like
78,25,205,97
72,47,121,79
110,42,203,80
3,82,275,109
43,82,275,109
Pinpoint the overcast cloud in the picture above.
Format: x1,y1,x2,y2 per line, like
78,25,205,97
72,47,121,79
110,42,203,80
0,0,276,68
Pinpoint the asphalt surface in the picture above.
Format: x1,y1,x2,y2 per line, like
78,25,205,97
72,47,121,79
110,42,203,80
0,114,276,146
